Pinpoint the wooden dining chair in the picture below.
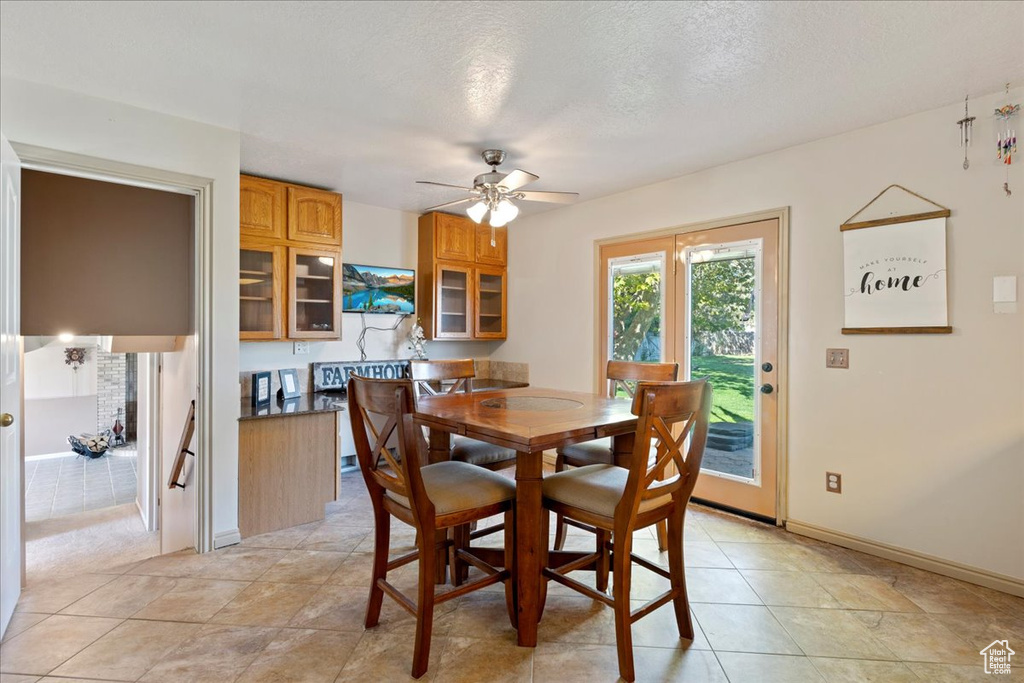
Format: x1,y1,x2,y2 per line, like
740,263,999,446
409,359,517,472
541,378,712,682
349,375,517,679
553,360,679,552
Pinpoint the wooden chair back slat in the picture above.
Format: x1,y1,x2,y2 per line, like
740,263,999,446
348,376,434,521
606,360,679,398
617,379,712,522
410,359,476,399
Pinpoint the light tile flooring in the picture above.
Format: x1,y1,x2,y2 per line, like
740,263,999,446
2,471,1022,682
25,448,138,522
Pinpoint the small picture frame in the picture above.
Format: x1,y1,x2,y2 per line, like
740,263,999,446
278,368,301,399
251,371,271,407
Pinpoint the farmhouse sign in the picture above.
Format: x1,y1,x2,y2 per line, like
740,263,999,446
840,185,952,335
313,360,412,392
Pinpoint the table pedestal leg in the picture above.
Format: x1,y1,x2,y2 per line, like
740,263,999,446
515,450,543,647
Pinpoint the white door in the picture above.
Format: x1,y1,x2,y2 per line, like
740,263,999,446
0,134,23,638
160,339,197,553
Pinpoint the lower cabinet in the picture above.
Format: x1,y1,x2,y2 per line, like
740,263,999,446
238,412,339,538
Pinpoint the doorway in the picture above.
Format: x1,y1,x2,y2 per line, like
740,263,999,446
598,212,788,522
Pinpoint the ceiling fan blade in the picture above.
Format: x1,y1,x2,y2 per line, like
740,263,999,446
499,169,539,191
416,181,477,191
517,190,579,204
424,197,475,212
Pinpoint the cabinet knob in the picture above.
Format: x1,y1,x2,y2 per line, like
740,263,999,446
0,413,13,428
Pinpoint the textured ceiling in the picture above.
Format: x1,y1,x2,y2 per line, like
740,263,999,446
2,1,1022,214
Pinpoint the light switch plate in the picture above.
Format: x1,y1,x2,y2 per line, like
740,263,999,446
993,275,1017,303
826,348,849,369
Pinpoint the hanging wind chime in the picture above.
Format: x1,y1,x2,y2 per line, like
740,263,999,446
956,95,976,170
994,83,1019,196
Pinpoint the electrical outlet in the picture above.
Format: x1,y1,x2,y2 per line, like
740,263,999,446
826,472,842,494
293,341,310,355
826,348,849,369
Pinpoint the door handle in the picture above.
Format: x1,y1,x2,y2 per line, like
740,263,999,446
0,413,13,428
760,384,774,395
761,362,773,373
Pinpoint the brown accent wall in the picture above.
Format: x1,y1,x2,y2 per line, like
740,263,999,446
21,170,194,335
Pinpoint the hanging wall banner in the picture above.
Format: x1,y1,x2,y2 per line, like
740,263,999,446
841,216,951,333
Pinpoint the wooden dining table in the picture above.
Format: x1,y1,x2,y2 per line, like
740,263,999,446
414,386,638,647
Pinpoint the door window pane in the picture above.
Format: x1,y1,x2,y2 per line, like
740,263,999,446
687,245,758,481
609,253,665,364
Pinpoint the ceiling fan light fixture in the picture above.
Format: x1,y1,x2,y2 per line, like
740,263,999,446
466,200,488,224
488,212,509,228
493,199,519,224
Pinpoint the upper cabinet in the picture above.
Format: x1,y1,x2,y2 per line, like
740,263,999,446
287,186,342,246
240,175,286,240
435,212,475,262
417,212,507,341
474,223,507,266
239,175,343,341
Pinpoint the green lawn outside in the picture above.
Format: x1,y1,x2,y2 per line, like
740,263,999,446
691,354,754,423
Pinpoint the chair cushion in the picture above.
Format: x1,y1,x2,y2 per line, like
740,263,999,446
386,460,516,515
542,464,671,519
557,437,613,466
451,435,517,467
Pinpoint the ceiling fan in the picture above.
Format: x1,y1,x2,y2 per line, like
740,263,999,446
417,149,578,231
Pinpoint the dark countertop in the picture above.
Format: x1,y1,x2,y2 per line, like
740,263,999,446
239,393,347,421
238,379,528,421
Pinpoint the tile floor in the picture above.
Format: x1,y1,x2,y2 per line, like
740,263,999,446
24,448,138,522
2,471,1022,682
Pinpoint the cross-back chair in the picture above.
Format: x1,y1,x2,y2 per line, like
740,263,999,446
553,360,679,552
349,376,517,679
409,359,518,472
541,378,712,682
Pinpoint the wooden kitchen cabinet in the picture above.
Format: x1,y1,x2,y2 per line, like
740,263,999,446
287,186,342,246
239,175,343,341
288,246,342,339
239,243,285,340
240,175,286,241
417,211,508,340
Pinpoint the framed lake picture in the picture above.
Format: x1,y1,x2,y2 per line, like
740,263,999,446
841,216,951,334
342,263,415,314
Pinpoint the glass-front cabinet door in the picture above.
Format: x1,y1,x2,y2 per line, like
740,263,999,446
288,247,342,339
240,244,284,340
474,266,506,339
435,262,473,339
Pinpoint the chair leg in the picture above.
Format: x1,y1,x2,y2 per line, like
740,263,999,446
667,510,694,639
538,507,549,617
612,531,635,682
503,507,518,628
412,525,437,679
656,520,669,551
449,523,469,586
595,529,611,593
553,453,568,551
365,506,390,628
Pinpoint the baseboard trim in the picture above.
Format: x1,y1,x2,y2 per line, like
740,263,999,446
213,528,241,550
786,519,1024,598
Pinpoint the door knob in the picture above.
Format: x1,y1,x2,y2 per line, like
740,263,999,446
760,384,774,395
0,413,13,428
761,362,773,372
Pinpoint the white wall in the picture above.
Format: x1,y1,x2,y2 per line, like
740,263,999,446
1,78,241,548
23,340,97,456
239,199,500,372
23,341,97,399
494,89,1024,580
